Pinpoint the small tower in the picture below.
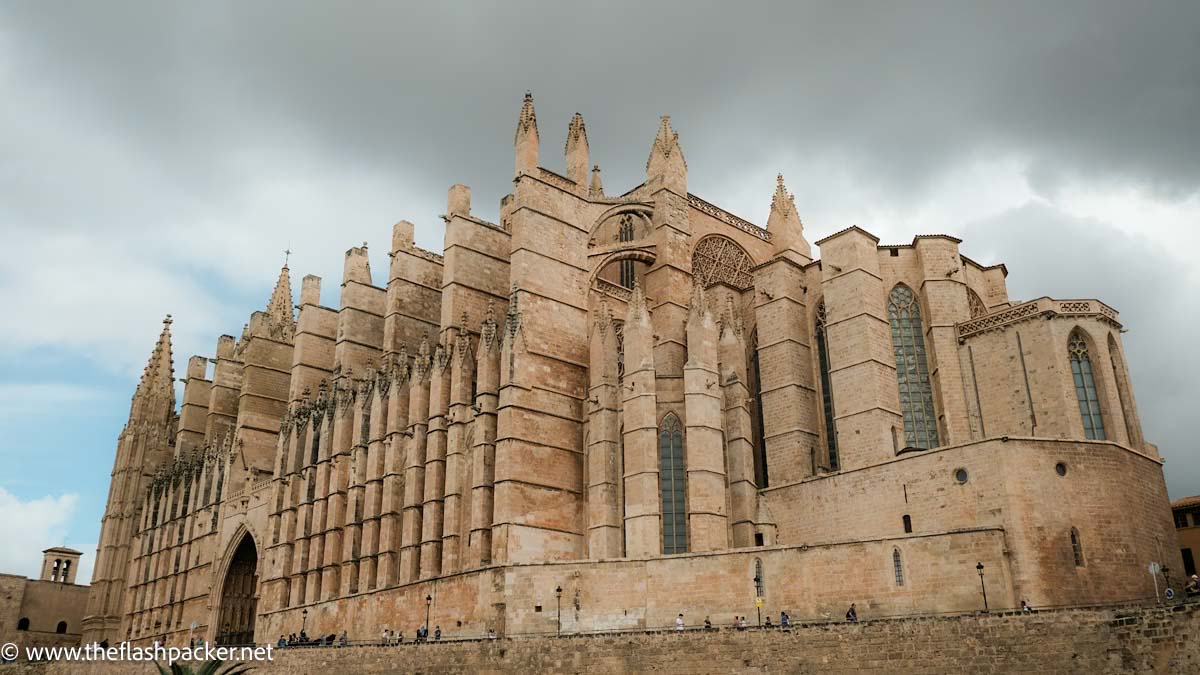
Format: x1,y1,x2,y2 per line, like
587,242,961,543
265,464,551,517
565,112,589,187
646,115,687,195
514,91,539,176
41,547,83,584
766,174,812,263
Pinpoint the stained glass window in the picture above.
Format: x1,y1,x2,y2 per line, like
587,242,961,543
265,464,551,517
815,301,839,470
888,285,940,449
1069,331,1106,440
659,413,687,554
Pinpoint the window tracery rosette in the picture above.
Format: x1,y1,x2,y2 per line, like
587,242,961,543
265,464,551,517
692,235,754,290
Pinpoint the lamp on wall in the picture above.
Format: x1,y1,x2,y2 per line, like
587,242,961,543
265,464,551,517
555,586,563,636
426,594,433,634
976,562,988,612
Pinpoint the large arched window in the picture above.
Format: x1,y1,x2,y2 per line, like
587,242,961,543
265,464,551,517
659,413,687,554
1068,330,1106,440
815,300,839,470
887,285,939,449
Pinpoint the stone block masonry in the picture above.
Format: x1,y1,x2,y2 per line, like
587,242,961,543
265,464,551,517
17,603,1200,674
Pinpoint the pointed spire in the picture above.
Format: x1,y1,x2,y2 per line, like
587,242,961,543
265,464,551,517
514,91,539,176
689,282,708,320
625,279,648,325
565,112,589,187
589,165,604,199
646,115,687,194
265,264,295,329
480,300,499,352
132,315,176,421
766,173,812,262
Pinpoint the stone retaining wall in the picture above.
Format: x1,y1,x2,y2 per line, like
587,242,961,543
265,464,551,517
8,603,1199,673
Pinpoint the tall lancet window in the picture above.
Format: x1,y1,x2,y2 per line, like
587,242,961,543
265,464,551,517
815,301,839,470
1069,330,1106,440
618,214,636,288
659,413,687,554
749,330,769,487
888,285,939,449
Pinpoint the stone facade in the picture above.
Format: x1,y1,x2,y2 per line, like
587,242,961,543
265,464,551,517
80,94,1178,648
1,548,90,651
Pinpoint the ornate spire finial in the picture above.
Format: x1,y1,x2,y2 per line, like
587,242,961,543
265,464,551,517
646,115,687,191
589,164,604,199
770,173,795,217
766,173,811,260
516,91,538,141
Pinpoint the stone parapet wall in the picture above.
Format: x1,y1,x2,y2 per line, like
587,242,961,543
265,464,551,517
12,603,1200,674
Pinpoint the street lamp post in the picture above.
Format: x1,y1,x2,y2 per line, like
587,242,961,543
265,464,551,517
754,573,762,626
425,594,432,638
555,586,563,636
302,608,308,637
976,562,989,612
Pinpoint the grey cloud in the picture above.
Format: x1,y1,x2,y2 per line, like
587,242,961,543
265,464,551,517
960,202,1199,499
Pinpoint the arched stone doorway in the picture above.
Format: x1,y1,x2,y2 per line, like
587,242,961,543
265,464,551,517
216,533,258,646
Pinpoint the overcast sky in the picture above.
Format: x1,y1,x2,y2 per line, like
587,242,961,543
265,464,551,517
1,1,1197,581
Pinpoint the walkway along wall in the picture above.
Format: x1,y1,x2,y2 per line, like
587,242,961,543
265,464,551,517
16,603,1200,674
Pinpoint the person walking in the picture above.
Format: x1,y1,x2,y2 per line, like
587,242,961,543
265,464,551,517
780,611,790,628
675,613,685,631
434,626,442,641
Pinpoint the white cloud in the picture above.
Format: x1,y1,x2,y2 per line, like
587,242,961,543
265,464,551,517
0,487,94,584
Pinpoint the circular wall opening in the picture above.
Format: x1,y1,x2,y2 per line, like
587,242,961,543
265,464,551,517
1056,462,1068,476
954,468,969,484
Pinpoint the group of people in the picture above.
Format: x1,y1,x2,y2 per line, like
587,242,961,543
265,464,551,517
277,630,350,648
377,624,442,645
672,611,794,631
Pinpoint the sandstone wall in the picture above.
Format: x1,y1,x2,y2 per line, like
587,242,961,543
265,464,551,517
15,604,1200,674
764,437,1178,608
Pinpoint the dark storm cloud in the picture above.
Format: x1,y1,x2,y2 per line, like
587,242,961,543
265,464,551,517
4,1,1198,226
0,2,1197,496
961,204,1198,498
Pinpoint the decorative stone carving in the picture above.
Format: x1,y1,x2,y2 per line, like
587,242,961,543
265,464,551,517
693,235,754,290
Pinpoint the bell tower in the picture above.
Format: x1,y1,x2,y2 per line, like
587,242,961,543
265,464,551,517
41,547,84,584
